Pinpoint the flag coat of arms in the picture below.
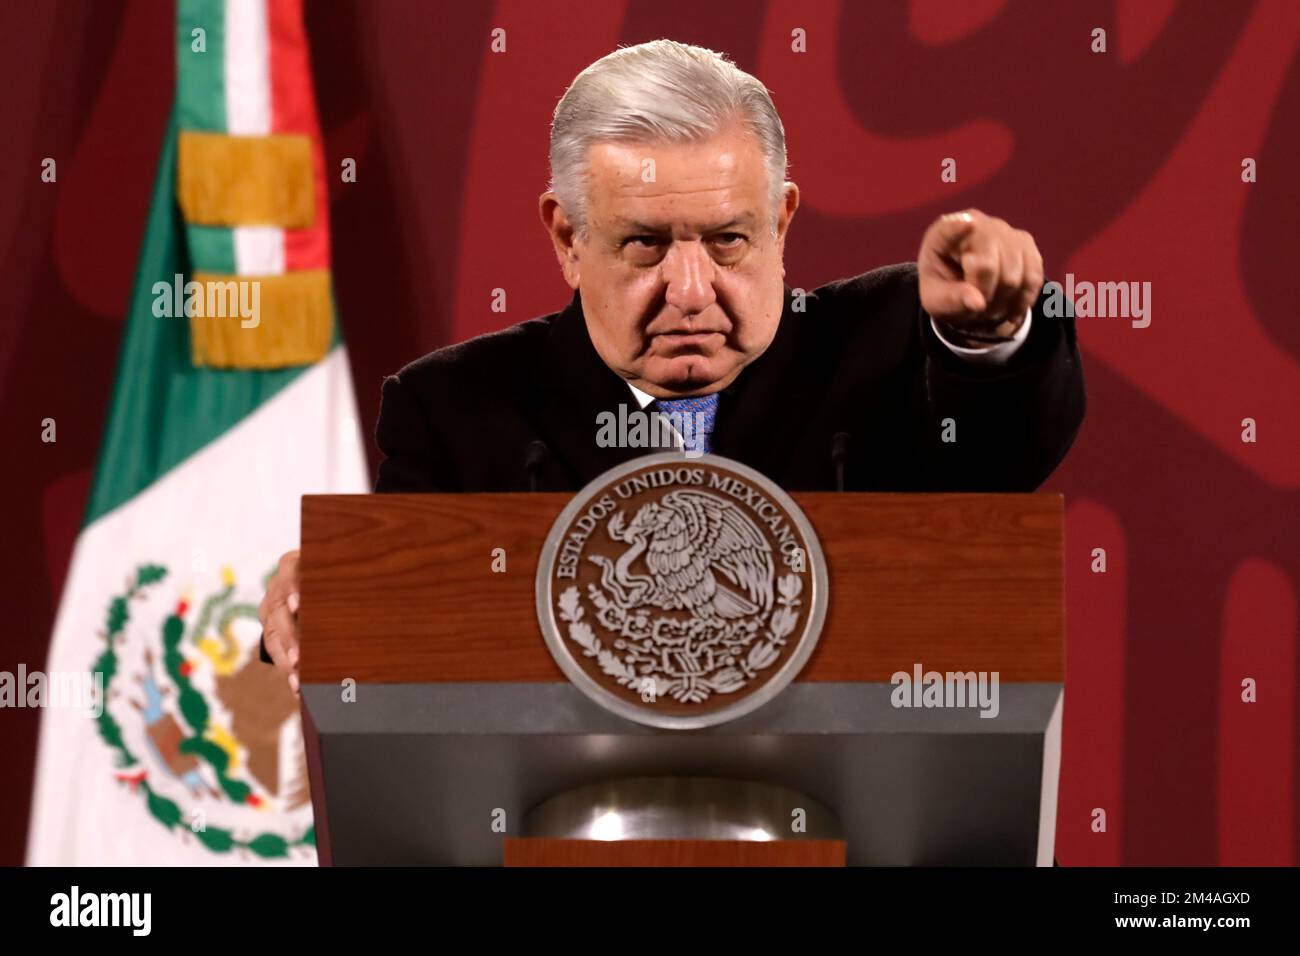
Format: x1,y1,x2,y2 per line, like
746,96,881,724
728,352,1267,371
25,0,367,865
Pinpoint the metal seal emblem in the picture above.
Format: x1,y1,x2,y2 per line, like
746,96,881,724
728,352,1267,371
536,453,828,729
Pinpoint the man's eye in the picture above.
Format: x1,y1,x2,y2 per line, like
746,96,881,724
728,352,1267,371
625,236,663,248
711,233,745,247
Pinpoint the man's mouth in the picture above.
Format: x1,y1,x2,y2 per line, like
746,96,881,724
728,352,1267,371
654,330,724,350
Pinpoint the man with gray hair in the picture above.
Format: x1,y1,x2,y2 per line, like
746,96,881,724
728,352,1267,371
258,40,1084,687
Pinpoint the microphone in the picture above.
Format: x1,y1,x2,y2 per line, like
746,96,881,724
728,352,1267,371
831,432,850,492
524,440,549,492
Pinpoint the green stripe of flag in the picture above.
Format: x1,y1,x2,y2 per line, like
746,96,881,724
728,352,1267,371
186,224,237,274
177,0,236,273
176,0,228,132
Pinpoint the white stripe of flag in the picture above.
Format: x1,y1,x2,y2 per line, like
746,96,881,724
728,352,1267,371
225,0,285,276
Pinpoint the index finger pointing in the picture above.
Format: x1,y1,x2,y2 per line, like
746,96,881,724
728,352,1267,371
929,211,978,252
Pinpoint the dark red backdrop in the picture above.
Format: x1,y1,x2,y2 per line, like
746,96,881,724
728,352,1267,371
2,0,1296,866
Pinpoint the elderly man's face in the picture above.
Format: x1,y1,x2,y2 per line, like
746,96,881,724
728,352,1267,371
541,123,799,398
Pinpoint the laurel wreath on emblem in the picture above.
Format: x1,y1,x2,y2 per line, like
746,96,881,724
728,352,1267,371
92,564,314,858
557,572,803,704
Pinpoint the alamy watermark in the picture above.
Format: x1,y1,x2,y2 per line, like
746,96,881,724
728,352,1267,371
50,886,151,935
890,662,1000,718
0,665,103,718
1042,272,1151,328
151,273,260,328
596,403,710,458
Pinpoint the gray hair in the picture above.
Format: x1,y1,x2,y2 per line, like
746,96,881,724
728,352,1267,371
548,39,788,237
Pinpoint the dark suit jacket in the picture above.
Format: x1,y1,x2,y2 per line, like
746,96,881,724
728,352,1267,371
373,263,1084,494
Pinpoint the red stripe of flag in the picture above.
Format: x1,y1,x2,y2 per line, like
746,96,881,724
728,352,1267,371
267,0,330,273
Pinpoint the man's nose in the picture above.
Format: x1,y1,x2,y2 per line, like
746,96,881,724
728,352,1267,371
661,241,717,316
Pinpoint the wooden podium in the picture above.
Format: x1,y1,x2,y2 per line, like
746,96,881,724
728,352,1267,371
298,492,1063,866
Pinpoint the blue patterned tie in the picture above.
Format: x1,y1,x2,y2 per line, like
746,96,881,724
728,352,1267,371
651,394,720,455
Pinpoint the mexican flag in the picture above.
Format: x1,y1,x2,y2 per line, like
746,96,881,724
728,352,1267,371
25,0,366,865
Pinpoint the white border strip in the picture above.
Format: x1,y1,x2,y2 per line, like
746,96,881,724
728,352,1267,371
1036,688,1064,866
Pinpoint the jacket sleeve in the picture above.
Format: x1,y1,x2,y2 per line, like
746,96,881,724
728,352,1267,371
914,284,1085,491
373,373,459,492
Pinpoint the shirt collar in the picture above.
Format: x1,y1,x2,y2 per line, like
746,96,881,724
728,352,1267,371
626,382,656,409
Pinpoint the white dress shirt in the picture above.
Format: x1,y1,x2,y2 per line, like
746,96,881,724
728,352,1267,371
928,307,1033,366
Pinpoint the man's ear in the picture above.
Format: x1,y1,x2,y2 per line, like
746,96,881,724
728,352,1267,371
539,192,581,290
775,181,800,247
774,181,800,279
